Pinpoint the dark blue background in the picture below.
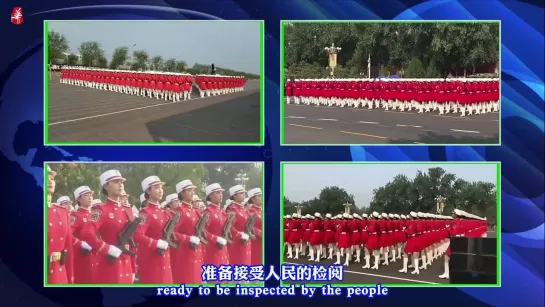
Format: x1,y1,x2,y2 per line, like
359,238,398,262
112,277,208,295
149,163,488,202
1,0,543,306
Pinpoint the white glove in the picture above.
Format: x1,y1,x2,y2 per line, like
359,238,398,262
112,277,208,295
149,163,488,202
241,233,250,241
216,236,227,246
107,245,122,258
189,236,200,245
81,241,92,251
157,239,169,250
132,274,136,283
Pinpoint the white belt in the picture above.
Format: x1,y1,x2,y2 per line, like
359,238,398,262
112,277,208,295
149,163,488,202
353,230,359,233
341,232,347,234
388,231,393,233
326,230,332,232
305,229,310,231
313,230,320,232
381,231,387,234
369,232,377,235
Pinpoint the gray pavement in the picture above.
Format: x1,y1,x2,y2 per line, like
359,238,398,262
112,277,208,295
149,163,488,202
47,76,261,143
283,104,499,145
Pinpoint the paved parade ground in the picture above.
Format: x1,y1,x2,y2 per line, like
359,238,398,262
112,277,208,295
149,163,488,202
283,104,500,145
47,75,261,143
283,231,496,285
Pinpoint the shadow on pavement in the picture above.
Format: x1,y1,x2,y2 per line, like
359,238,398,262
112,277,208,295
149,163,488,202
145,92,261,143
389,131,500,145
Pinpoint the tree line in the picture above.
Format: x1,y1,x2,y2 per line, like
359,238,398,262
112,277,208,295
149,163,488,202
283,22,499,79
283,167,497,223
49,163,262,208
48,31,260,79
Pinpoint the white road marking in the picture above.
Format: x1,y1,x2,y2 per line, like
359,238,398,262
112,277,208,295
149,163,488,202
358,121,379,124
49,92,234,126
286,116,306,119
450,129,480,134
283,262,438,284
317,118,338,121
397,124,423,128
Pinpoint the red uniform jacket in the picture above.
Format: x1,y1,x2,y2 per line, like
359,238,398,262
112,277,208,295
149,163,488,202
203,203,233,266
80,199,134,284
227,203,252,265
248,204,263,265
134,202,173,284
47,204,74,284
70,207,95,284
172,202,205,284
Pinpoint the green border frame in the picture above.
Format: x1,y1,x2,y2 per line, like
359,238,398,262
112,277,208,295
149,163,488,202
279,161,501,287
44,20,265,146
279,20,502,147
44,161,266,287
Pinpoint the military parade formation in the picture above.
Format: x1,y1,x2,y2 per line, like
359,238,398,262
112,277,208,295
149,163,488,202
284,78,499,117
283,210,488,279
58,67,247,102
46,165,262,284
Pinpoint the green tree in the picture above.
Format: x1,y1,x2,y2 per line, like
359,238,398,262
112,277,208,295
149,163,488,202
151,55,164,71
163,58,177,72
79,41,106,67
67,54,79,66
110,46,129,69
131,50,149,71
48,31,69,63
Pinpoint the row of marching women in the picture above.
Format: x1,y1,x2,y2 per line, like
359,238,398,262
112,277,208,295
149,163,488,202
58,66,247,102
283,209,487,279
284,78,499,117
46,165,262,285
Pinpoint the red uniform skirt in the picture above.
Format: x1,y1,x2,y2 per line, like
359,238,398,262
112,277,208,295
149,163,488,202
379,232,391,247
288,230,302,244
350,231,361,246
359,230,369,245
324,230,336,244
309,231,323,245
366,233,380,250
303,229,312,242
404,235,422,253
337,232,351,249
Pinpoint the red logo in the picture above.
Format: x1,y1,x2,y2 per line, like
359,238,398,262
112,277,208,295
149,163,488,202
11,7,23,25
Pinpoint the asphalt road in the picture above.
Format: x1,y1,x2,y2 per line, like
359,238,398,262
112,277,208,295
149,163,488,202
282,231,497,285
283,104,499,145
47,75,261,143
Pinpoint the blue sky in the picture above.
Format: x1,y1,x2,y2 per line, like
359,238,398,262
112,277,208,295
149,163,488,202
283,164,498,207
49,21,261,74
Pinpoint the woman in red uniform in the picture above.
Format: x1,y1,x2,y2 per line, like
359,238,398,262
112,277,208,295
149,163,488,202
302,214,313,257
334,213,351,266
323,213,336,259
364,212,380,269
357,213,370,267
70,185,96,284
349,213,362,263
284,214,291,252
247,188,263,265
47,165,74,284
309,212,324,262
399,212,418,274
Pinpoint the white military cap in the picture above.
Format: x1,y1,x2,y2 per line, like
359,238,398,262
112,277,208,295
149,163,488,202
73,186,93,199
381,212,388,218
247,188,262,199
342,213,350,219
57,196,71,204
394,214,400,218
141,175,165,192
192,194,201,201
91,199,102,206
229,185,246,197
325,213,332,218
166,193,178,204
417,212,424,218
401,214,406,219
176,179,197,194
410,212,418,218
388,213,395,218
372,211,379,218
362,213,368,218
353,213,361,219
314,212,322,218
286,214,291,218
306,214,312,218
47,165,57,176
453,209,463,216
99,170,126,186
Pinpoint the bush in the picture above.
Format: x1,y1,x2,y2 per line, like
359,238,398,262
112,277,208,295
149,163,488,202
405,58,426,78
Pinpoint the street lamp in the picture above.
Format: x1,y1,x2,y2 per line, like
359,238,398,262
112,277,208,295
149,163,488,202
435,195,446,214
235,171,249,189
324,43,342,77
294,204,304,216
343,202,352,214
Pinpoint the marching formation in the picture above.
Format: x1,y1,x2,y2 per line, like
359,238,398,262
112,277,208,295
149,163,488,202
283,209,487,279
58,67,247,102
46,165,262,285
284,78,499,117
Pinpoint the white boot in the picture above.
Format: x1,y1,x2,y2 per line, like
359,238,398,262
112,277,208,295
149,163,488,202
327,245,334,259
411,254,420,275
343,253,350,266
371,254,380,270
315,247,321,262
294,246,299,260
420,252,427,269
439,256,450,279
399,255,408,273
390,248,396,262
308,246,314,261
397,245,402,259
334,251,341,265
381,251,389,266
355,248,361,263
287,245,293,258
